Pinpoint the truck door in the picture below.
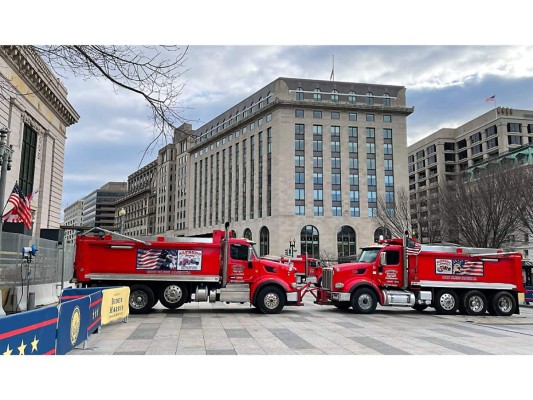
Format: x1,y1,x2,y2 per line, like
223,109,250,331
228,243,255,283
377,249,402,288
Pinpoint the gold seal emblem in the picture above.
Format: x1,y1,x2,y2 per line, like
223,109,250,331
70,306,81,346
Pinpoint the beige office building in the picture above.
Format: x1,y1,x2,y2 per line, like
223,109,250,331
408,107,533,244
185,77,413,259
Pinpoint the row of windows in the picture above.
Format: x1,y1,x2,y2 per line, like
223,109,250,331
193,113,272,157
295,88,393,107
295,124,394,139
195,94,274,144
295,109,393,122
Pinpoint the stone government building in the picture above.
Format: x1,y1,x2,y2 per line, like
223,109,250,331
119,77,413,260
70,77,413,261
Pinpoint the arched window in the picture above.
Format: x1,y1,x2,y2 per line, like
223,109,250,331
296,87,304,101
337,225,357,258
243,228,252,240
229,230,237,238
251,102,256,114
301,225,319,258
366,92,374,106
243,106,248,118
383,93,391,106
260,226,270,256
374,227,392,242
266,91,272,104
331,89,339,102
258,96,264,108
348,91,356,104
313,88,322,102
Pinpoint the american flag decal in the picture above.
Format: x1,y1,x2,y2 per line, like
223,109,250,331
137,248,164,269
137,248,178,270
452,259,484,276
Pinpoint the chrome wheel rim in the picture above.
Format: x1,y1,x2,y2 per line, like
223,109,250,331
163,285,183,304
497,296,512,313
130,291,148,310
358,294,373,310
468,296,484,312
439,293,456,311
264,292,280,310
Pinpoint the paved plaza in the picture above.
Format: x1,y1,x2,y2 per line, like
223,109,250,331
69,294,533,356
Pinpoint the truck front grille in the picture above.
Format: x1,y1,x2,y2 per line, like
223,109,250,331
322,268,333,290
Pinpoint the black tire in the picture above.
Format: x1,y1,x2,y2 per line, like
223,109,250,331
434,289,459,315
314,277,322,288
351,287,378,314
129,284,155,314
256,286,285,314
158,283,188,309
463,290,488,316
491,291,516,317
332,301,351,310
412,303,428,312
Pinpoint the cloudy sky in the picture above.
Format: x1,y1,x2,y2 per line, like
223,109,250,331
57,45,533,214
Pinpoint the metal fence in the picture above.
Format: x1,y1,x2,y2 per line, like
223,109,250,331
0,231,75,290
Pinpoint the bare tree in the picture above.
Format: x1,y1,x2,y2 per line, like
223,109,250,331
319,249,338,266
375,186,412,239
513,165,533,238
1,45,191,158
440,164,530,248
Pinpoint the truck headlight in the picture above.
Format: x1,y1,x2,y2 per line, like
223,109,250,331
335,283,344,289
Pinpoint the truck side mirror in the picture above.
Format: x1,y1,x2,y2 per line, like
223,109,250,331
380,252,386,266
248,248,253,268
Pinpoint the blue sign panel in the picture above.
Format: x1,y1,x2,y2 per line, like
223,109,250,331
0,306,58,355
56,296,90,355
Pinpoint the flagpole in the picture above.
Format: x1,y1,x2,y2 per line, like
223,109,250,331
332,54,335,82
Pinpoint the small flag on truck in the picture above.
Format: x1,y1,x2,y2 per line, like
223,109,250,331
406,238,422,256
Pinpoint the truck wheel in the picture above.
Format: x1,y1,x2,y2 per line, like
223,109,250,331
463,290,488,316
129,284,155,314
434,289,458,315
315,277,322,288
257,286,285,314
351,288,377,314
158,283,188,309
491,291,516,316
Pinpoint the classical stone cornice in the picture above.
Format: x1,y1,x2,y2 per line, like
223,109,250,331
0,45,80,126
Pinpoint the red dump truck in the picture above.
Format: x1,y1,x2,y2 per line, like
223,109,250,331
71,224,305,314
281,254,323,286
314,232,525,316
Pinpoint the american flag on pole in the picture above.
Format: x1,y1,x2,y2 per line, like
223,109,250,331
1,182,34,229
406,238,422,256
485,95,496,102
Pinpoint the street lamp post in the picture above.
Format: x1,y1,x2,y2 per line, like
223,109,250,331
0,127,14,231
289,238,296,257
119,208,126,234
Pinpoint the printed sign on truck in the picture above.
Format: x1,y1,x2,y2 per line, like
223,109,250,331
137,249,202,271
435,258,484,277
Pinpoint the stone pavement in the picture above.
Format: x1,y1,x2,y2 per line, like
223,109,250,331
69,295,533,356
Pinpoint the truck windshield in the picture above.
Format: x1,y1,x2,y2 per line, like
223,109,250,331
358,249,380,263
